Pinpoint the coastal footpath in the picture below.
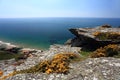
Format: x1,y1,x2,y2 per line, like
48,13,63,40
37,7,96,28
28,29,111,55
0,25,120,80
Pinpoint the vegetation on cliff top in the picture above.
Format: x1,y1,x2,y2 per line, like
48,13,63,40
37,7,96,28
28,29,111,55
0,50,25,60
93,32,120,41
90,44,120,58
13,52,81,75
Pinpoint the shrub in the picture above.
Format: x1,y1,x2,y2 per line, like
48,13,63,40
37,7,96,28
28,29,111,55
14,52,81,74
90,44,120,58
93,32,120,41
0,72,16,80
47,53,79,74
0,70,3,77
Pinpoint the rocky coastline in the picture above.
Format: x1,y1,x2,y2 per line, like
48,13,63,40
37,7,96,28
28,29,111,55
66,25,120,51
0,25,120,80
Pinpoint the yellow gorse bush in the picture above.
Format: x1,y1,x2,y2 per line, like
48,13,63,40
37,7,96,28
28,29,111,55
90,44,120,58
13,52,81,75
0,70,3,77
93,32,120,41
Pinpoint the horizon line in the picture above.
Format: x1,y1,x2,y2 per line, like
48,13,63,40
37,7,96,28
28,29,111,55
0,16,120,19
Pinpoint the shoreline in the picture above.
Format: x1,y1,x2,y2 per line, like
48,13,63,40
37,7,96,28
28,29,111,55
0,40,43,54
0,40,46,51
0,40,44,61
0,37,49,50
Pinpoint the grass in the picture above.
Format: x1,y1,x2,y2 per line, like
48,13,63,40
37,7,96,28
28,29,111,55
80,50,92,58
0,50,24,60
79,44,120,58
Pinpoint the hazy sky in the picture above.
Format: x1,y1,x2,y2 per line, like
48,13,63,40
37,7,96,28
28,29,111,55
0,0,120,18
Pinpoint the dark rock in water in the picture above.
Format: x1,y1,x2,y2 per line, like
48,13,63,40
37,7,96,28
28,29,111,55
68,25,120,51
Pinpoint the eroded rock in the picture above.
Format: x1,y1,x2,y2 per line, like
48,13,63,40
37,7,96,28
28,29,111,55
68,25,120,50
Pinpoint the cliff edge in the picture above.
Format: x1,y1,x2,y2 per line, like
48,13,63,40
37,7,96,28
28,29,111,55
66,25,120,50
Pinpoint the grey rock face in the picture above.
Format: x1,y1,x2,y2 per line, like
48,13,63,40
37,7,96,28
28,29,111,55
70,57,120,80
0,59,16,76
7,57,120,80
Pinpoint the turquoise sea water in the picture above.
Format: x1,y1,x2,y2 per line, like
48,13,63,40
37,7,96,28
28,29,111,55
0,18,120,50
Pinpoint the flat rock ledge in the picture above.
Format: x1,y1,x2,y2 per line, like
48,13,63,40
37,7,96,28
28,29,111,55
7,57,120,80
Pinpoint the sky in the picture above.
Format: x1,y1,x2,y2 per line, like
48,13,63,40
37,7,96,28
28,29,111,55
0,0,120,18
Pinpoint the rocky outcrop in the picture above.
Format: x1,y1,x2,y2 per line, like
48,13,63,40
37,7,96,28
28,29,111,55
68,25,120,50
7,58,120,80
0,44,81,79
15,44,81,72
0,40,40,61
3,44,120,80
0,41,21,53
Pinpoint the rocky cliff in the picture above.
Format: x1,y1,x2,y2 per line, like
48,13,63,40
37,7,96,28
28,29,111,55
66,25,120,50
0,25,120,80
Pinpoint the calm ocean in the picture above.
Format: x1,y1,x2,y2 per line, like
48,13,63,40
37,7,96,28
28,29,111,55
0,18,120,50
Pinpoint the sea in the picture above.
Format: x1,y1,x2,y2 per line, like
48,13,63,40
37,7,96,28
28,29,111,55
0,18,120,50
